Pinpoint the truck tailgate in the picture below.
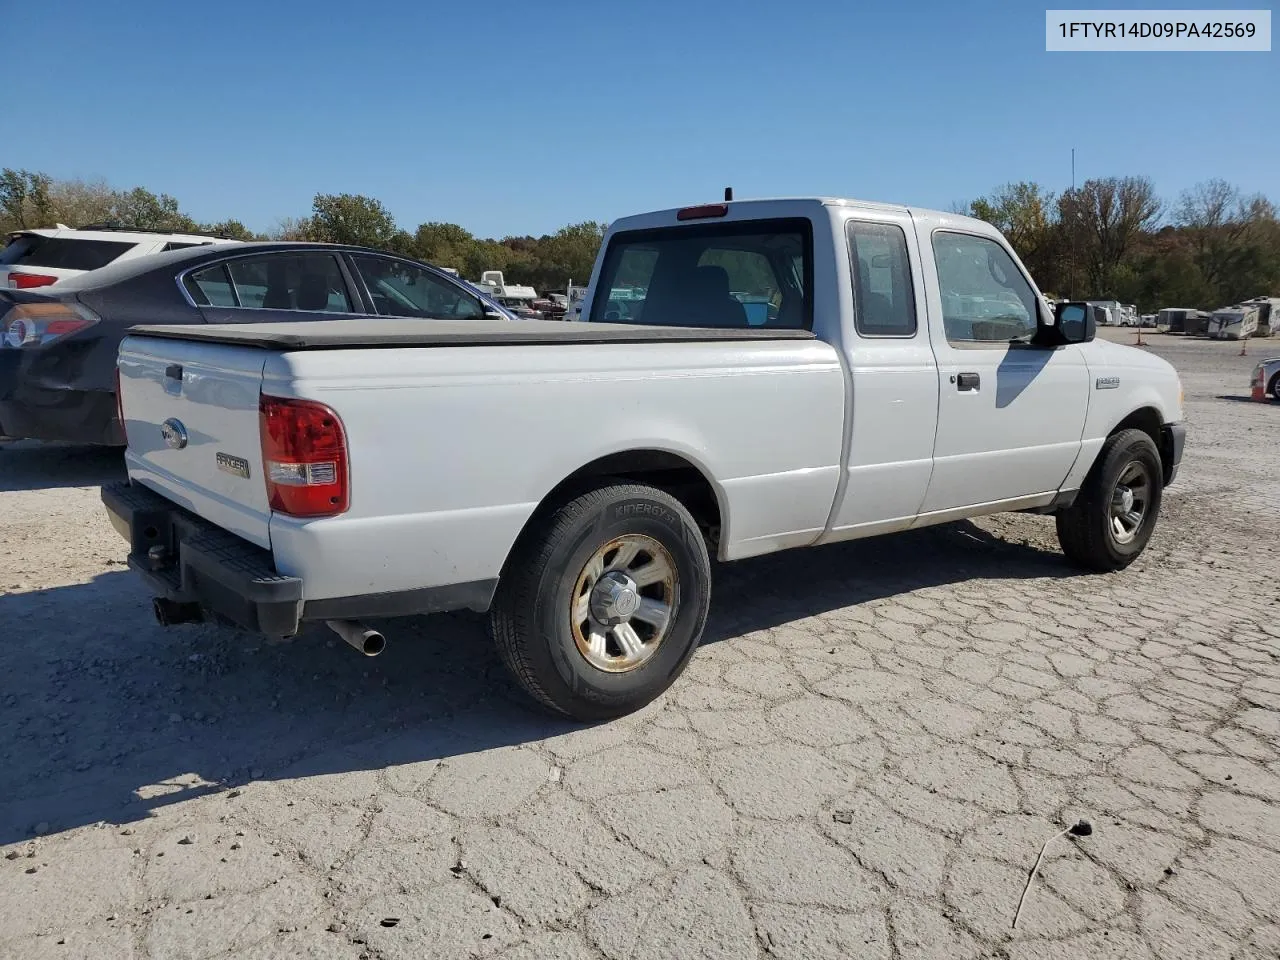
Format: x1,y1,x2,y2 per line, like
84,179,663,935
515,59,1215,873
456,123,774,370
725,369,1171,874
117,335,272,548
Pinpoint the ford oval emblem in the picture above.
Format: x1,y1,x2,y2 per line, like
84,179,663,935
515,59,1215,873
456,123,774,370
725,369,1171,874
160,418,189,450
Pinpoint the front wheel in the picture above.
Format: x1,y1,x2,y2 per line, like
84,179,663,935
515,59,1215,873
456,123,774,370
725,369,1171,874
1270,372,1280,401
490,482,711,721
1056,428,1164,571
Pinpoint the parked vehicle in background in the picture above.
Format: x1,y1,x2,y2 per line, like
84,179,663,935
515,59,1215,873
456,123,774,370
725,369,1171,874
1208,303,1261,340
0,242,513,445
1183,310,1212,336
1157,307,1211,335
1240,296,1280,336
1251,356,1280,400
1,224,241,290
1087,300,1134,326
1139,314,1158,328
532,295,565,319
104,195,1185,721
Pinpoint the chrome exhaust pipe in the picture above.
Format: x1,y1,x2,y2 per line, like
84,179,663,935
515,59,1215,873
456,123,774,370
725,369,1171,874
326,620,386,657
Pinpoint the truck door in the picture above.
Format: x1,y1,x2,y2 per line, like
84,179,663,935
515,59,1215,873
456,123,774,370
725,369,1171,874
916,226,1088,515
823,215,941,539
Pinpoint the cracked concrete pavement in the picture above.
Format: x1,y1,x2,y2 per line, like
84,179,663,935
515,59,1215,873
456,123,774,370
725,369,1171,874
1,328,1278,959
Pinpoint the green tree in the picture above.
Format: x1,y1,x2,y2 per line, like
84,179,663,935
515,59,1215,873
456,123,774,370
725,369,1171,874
1059,176,1161,298
0,168,54,231
969,182,1060,290
306,193,399,247
411,221,477,269
200,218,261,241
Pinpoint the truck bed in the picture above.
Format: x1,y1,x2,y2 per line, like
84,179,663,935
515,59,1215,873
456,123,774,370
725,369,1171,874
125,318,815,350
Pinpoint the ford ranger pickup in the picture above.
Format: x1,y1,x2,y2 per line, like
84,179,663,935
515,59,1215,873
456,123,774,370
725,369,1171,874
102,197,1186,720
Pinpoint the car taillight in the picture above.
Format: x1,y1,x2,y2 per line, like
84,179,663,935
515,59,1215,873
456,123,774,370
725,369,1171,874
8,272,58,289
259,395,349,518
1,301,100,349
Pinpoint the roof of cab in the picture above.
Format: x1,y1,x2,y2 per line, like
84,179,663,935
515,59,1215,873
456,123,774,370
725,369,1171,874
606,196,994,234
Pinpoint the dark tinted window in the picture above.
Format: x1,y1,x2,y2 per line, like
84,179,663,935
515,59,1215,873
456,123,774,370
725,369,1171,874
847,221,916,337
0,235,134,270
350,256,483,319
589,218,812,329
189,253,354,313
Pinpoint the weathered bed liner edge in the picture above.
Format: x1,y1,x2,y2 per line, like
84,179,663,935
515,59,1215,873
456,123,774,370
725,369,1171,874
123,318,816,351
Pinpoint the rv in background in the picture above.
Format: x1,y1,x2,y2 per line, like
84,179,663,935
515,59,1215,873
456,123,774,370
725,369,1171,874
1085,300,1138,326
1157,307,1212,335
1086,300,1121,325
1240,296,1280,336
474,270,544,319
1209,303,1261,340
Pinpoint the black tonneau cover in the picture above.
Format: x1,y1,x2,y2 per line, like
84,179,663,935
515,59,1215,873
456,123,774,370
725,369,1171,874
124,318,815,350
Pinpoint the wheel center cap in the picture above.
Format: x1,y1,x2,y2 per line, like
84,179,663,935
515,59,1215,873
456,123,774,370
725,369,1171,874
592,573,640,624
1114,487,1135,514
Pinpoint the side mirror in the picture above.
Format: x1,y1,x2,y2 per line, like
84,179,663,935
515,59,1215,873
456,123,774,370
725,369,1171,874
1046,301,1096,345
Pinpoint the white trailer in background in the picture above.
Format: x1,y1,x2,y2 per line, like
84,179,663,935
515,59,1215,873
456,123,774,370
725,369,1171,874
1239,296,1280,336
1208,304,1261,340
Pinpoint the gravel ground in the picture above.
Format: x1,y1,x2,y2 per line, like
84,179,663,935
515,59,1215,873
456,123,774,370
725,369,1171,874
1,328,1278,960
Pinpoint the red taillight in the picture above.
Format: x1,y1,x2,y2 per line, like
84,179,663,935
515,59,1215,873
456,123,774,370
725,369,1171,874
676,204,729,221
259,395,349,518
9,272,58,289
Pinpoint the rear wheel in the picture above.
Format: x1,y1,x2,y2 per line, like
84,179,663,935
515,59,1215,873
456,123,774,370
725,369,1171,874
1270,372,1280,401
490,482,711,721
1056,428,1164,571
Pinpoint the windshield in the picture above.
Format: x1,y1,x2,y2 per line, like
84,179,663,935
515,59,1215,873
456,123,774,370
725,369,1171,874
589,218,812,329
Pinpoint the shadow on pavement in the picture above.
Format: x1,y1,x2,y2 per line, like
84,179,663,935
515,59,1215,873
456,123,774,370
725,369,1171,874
0,441,126,493
0,516,1080,845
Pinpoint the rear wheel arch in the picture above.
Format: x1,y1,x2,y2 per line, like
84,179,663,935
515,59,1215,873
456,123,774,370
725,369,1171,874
503,449,727,577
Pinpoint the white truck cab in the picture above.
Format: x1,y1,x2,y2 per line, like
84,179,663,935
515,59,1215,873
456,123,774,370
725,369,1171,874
103,196,1186,721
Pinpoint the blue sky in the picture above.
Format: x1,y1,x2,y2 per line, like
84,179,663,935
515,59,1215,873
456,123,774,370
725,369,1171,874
6,0,1275,237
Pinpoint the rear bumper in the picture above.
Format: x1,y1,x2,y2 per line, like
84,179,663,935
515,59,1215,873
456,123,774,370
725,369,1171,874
0,388,123,445
1161,421,1186,485
102,481,498,637
0,335,124,445
102,480,305,636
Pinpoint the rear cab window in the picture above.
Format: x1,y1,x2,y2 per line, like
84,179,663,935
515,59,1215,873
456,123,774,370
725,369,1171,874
0,234,135,270
589,218,812,329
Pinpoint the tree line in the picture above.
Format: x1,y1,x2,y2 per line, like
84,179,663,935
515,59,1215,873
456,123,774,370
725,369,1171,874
4,166,1277,310
0,169,604,292
960,176,1280,311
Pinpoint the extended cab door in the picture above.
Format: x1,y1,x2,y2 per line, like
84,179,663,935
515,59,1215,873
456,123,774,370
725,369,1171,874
823,213,941,539
915,224,1088,515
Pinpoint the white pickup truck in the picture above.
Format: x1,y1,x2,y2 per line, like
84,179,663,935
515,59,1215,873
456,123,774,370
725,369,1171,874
102,197,1186,721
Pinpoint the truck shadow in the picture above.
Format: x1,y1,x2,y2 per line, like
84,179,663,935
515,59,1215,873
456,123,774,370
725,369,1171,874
0,441,126,492
0,519,1080,846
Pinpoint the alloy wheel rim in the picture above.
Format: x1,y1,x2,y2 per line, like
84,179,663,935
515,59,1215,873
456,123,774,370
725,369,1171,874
1109,460,1151,544
570,534,678,673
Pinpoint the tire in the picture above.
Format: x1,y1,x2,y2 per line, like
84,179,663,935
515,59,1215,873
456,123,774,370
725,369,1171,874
490,482,712,721
1056,428,1163,572
1270,372,1280,401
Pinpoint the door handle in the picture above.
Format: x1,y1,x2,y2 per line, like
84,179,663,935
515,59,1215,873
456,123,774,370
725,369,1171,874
956,372,980,391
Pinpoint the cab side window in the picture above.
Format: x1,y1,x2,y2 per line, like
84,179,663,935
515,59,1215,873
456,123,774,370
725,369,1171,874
847,221,916,337
932,232,1038,344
